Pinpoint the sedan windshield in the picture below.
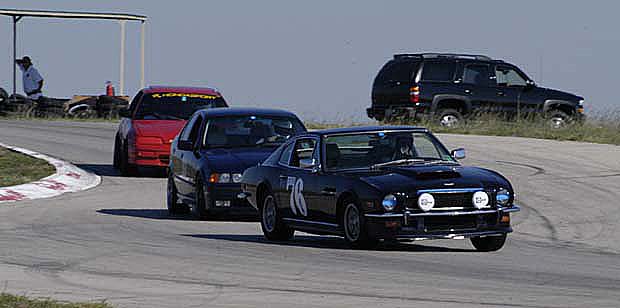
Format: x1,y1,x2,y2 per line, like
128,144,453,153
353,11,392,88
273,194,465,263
323,131,456,170
204,116,304,149
134,93,227,120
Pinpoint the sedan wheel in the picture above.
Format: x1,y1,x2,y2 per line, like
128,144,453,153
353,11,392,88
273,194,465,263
167,172,187,215
343,202,376,249
260,193,294,241
471,234,507,252
191,178,208,220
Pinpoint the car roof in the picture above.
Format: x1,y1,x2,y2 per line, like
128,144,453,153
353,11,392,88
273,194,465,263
142,86,222,96
305,125,428,136
196,107,301,118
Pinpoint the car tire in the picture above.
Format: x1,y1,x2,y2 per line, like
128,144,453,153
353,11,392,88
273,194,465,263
260,192,294,241
342,201,377,249
119,143,138,176
470,234,507,252
113,135,121,169
436,108,463,128
167,171,188,215
547,110,570,129
191,177,209,220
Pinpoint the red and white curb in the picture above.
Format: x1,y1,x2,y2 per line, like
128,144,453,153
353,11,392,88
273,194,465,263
0,142,101,203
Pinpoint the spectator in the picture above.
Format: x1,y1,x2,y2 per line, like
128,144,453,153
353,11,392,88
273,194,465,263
15,56,44,101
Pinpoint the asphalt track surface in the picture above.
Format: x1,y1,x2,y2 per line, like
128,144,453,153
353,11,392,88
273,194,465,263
1,119,619,308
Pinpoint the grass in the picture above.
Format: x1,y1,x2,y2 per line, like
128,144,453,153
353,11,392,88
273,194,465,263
417,113,620,145
308,112,620,146
0,147,55,187
0,293,112,308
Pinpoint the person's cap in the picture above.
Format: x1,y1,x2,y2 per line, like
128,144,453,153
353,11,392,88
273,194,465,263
16,56,31,63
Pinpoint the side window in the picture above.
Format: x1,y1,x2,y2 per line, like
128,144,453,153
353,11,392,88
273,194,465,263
495,66,527,87
421,62,456,82
128,91,143,114
290,138,317,169
188,116,204,145
374,60,418,84
179,114,199,141
462,64,490,86
278,141,295,165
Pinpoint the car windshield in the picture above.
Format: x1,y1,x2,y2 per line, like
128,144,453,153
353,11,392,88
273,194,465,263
134,93,227,120
323,131,456,170
204,116,304,149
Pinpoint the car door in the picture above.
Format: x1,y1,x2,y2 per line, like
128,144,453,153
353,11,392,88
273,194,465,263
493,64,530,116
173,114,203,196
276,137,322,222
459,62,496,112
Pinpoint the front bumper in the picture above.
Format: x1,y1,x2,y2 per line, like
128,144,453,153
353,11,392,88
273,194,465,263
206,183,257,215
364,205,520,240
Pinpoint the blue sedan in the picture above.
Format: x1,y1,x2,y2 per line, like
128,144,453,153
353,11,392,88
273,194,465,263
167,108,306,219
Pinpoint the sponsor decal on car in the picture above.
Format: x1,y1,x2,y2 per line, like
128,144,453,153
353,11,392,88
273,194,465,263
151,93,219,100
287,176,307,216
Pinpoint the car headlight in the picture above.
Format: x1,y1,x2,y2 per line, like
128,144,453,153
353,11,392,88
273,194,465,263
209,173,231,183
417,193,435,212
472,191,490,209
382,194,397,211
496,188,511,206
232,173,243,183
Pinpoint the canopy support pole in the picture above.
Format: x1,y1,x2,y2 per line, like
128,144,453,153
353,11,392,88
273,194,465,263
140,21,145,89
119,20,126,96
12,16,22,96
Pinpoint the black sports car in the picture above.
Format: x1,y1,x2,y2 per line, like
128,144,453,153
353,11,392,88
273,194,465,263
240,126,520,251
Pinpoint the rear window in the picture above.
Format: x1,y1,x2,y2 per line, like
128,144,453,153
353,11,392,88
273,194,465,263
421,62,456,82
374,60,419,85
134,93,227,120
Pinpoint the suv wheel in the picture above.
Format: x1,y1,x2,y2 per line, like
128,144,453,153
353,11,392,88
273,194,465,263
437,109,463,128
547,110,570,129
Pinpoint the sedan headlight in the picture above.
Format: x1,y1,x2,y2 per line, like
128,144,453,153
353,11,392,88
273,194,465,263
496,188,511,206
232,173,243,183
382,194,397,211
209,173,231,183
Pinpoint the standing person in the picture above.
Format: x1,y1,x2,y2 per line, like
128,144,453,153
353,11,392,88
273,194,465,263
15,56,44,101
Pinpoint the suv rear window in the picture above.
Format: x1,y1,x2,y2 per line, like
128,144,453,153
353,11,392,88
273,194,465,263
134,93,227,120
421,62,456,82
374,60,419,85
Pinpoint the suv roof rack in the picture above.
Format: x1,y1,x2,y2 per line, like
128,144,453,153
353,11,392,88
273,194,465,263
394,53,493,61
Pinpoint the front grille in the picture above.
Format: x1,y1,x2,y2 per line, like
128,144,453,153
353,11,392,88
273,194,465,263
432,192,474,210
159,154,170,165
423,214,497,232
424,215,477,231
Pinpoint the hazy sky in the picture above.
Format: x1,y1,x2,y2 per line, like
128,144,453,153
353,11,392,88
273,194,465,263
1,1,619,122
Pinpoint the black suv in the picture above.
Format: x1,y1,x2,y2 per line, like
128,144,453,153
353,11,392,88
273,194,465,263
367,53,585,127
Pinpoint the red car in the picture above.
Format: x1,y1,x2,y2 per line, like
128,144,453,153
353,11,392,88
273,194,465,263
113,86,227,176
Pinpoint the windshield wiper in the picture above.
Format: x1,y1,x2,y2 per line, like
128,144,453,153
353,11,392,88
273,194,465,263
370,158,425,170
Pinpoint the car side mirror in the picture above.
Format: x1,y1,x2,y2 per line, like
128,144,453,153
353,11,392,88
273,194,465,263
451,148,466,160
118,108,131,118
178,140,194,151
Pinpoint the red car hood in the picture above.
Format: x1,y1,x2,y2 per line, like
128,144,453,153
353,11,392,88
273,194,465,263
133,120,187,142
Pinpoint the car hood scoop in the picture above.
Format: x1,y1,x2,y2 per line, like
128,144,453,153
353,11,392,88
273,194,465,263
386,165,462,180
